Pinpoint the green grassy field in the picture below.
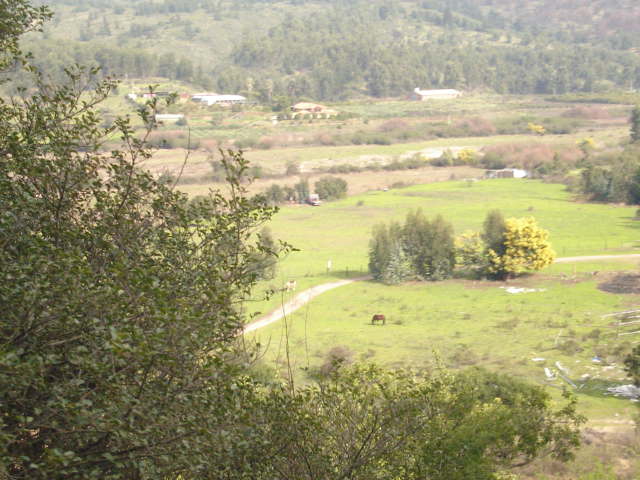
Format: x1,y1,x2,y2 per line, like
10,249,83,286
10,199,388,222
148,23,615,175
239,178,640,426
251,264,640,421
263,179,639,282
243,178,640,326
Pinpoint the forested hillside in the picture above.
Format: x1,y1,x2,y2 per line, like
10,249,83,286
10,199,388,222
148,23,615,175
27,0,640,100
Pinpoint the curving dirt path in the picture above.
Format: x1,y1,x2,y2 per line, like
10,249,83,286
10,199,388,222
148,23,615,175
244,254,640,334
243,276,371,334
554,254,640,263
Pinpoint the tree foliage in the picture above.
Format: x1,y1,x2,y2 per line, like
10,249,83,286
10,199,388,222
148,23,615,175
455,231,486,271
13,0,640,100
624,344,640,387
580,144,640,203
368,221,402,282
314,175,348,200
0,32,284,479
0,0,50,71
369,210,455,283
482,209,507,256
259,365,584,480
487,217,556,279
631,105,640,143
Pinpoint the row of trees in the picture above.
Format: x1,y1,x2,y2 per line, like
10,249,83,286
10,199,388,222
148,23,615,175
224,1,640,100
16,39,200,86
577,107,640,204
20,0,640,101
48,0,640,53
369,210,556,284
261,176,348,205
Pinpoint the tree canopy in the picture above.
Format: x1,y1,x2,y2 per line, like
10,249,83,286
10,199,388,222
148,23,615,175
0,6,283,474
11,0,640,100
486,217,556,279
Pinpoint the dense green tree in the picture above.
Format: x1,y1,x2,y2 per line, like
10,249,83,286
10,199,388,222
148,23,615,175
293,177,310,203
369,210,455,282
262,183,286,205
261,365,583,480
581,165,612,201
314,175,348,200
0,10,287,475
380,241,411,285
624,345,640,387
455,231,486,273
631,105,640,143
250,227,279,280
368,222,399,281
482,209,507,256
580,146,640,204
402,208,432,275
426,214,456,280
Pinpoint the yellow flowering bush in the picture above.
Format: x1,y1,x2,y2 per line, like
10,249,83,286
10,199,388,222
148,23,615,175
487,217,555,278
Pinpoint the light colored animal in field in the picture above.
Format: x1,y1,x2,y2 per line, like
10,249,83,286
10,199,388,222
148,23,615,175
284,280,297,292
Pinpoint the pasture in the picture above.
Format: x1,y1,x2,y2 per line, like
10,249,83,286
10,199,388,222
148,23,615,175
244,179,640,426
244,178,640,325
251,266,640,421
260,179,639,283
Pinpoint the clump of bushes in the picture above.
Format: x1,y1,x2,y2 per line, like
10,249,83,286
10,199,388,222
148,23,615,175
319,345,354,376
452,117,497,136
315,176,348,200
370,209,556,285
369,210,456,284
479,143,581,176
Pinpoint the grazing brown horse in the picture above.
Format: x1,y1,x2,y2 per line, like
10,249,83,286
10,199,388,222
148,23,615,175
371,314,386,325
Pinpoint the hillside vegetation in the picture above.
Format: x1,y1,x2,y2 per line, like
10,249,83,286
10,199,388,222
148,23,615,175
22,0,640,100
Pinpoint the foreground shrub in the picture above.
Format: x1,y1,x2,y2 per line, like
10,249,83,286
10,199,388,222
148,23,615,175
263,365,584,480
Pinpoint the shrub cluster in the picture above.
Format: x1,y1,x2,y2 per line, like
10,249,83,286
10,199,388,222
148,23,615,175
479,143,581,176
369,210,555,284
261,176,349,205
369,210,456,284
580,144,640,204
314,176,348,200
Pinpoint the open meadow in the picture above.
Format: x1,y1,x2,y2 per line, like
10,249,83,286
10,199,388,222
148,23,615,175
141,94,640,477
243,178,640,477
258,179,640,284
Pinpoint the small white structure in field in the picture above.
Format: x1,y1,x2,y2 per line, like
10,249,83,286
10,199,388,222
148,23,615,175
555,361,569,375
411,88,462,100
191,93,246,106
485,168,528,179
154,113,184,124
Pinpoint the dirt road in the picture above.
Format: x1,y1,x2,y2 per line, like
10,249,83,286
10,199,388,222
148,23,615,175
243,276,370,334
554,254,640,263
